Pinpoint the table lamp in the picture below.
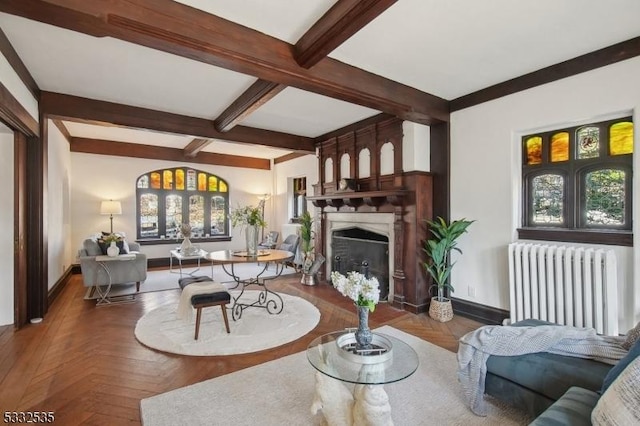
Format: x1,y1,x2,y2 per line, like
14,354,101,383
100,200,122,234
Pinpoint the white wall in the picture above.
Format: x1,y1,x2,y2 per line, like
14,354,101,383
48,120,73,289
402,121,431,172
70,153,273,259
0,128,14,325
0,53,38,120
273,154,318,236
450,56,640,331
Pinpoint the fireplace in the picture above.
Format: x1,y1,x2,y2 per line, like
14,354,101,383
324,212,395,301
332,227,389,299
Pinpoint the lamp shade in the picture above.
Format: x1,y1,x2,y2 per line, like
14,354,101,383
100,200,122,215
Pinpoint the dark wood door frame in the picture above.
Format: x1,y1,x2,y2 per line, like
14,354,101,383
1,81,44,327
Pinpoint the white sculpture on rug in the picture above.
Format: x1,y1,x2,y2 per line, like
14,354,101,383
311,358,393,426
311,370,354,426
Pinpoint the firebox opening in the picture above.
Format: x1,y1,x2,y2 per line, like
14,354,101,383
331,227,390,300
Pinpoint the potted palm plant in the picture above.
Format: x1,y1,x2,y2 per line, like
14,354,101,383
422,216,474,322
299,211,316,284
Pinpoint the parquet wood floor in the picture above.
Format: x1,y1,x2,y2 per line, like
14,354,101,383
0,272,482,425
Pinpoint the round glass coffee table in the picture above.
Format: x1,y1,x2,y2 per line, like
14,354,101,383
307,330,419,425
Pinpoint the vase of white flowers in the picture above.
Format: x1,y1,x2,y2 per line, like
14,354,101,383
331,271,380,349
230,203,266,256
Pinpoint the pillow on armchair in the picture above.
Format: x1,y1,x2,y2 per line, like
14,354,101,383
592,355,640,425
83,239,102,256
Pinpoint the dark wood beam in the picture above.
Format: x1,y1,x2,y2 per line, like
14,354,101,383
0,82,38,136
0,27,40,99
0,0,449,125
214,80,285,132
70,137,271,170
39,92,315,153
274,152,310,165
51,119,71,143
294,0,397,69
451,36,640,111
183,138,211,157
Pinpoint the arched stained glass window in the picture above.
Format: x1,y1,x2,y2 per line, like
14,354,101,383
136,166,230,239
585,169,625,226
531,174,564,224
525,136,542,165
609,121,633,156
550,132,569,162
577,126,600,159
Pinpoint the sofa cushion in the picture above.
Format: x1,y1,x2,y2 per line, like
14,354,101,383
591,356,640,425
529,386,599,426
622,320,640,350
83,239,102,256
600,337,640,393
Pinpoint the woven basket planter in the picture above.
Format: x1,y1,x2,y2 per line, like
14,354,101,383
428,298,453,322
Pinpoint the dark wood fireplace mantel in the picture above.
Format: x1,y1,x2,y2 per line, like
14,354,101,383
308,189,408,209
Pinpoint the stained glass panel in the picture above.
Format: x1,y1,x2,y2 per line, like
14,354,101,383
198,173,206,191
532,174,564,224
585,169,625,225
609,122,633,156
163,170,173,190
189,195,204,237
577,126,599,159
525,136,542,165
139,193,158,237
137,176,149,189
165,195,182,238
211,196,226,235
150,172,161,189
219,181,228,192
208,176,218,192
176,169,185,190
550,132,569,162
186,170,196,190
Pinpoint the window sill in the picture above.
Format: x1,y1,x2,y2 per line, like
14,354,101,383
517,228,633,247
136,236,232,246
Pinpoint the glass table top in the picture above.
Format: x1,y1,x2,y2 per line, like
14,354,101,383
306,330,419,385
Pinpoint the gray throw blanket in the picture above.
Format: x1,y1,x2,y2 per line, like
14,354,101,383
457,325,627,416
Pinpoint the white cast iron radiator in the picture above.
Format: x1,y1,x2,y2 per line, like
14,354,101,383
508,242,618,335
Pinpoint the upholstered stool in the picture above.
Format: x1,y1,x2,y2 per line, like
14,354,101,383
178,276,231,340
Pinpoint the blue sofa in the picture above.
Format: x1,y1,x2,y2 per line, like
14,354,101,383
484,319,611,424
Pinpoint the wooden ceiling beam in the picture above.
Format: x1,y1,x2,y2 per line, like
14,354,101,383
294,0,397,69
214,0,397,133
0,0,449,125
213,80,285,132
51,119,71,143
0,28,39,99
70,137,271,170
39,92,316,153
183,138,211,157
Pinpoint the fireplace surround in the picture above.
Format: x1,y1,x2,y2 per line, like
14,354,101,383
309,117,434,313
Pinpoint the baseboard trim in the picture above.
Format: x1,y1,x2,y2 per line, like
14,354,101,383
451,297,509,325
48,266,74,306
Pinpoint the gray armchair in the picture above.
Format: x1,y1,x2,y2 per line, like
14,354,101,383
79,239,148,291
278,234,300,270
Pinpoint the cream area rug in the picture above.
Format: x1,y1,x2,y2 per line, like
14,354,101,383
134,290,320,356
85,263,297,299
140,326,531,425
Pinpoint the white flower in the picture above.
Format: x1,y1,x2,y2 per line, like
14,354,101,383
330,271,380,312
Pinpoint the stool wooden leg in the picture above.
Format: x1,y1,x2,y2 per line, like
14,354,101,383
195,307,202,340
136,281,141,292
220,304,230,333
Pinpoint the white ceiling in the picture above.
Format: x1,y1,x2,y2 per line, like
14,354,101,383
2,1,640,160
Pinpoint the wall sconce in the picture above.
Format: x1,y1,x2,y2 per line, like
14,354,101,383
100,200,122,234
